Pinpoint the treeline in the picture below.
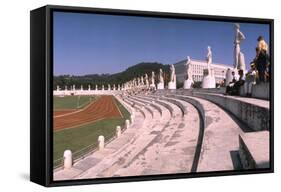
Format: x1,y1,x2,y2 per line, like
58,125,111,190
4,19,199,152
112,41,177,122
53,62,170,89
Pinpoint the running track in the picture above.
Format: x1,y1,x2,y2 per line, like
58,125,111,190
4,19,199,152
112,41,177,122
53,95,122,131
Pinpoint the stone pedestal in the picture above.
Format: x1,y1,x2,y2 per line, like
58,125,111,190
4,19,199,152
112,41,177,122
183,79,193,89
116,126,121,138
125,119,130,129
150,84,156,89
157,82,164,90
63,150,72,169
202,68,216,88
98,135,104,151
168,81,176,89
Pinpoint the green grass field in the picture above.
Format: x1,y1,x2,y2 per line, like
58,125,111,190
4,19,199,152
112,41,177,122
53,95,97,110
53,96,130,166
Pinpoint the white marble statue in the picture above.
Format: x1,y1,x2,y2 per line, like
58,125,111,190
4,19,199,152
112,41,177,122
141,76,144,85
80,85,83,91
170,64,176,82
159,68,164,83
202,46,216,88
88,85,91,90
95,84,98,90
157,68,164,89
73,85,75,91
145,73,149,86
151,71,155,85
206,46,212,72
183,56,194,89
102,85,104,90
137,77,140,86
168,64,176,89
108,84,111,90
57,85,60,91
65,85,67,90
234,23,246,70
113,84,116,90
184,56,192,80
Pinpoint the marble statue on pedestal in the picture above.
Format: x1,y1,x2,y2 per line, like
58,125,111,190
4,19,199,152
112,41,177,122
202,46,216,88
234,23,246,71
113,84,116,90
137,77,140,86
168,64,176,89
183,56,194,89
145,73,149,87
88,85,91,91
108,84,111,91
150,71,156,88
95,85,98,90
141,76,144,85
65,85,67,90
57,85,60,91
157,68,164,89
80,85,83,91
73,85,75,91
118,84,121,90
102,85,104,90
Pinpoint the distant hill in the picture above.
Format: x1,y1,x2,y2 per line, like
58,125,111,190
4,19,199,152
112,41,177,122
53,62,170,89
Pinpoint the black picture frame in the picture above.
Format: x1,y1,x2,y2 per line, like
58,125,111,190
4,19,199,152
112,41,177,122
30,5,274,187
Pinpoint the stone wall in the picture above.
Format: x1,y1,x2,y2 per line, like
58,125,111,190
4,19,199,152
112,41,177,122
240,82,270,100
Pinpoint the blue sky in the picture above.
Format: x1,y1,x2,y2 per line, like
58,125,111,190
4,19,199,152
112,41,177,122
53,11,270,75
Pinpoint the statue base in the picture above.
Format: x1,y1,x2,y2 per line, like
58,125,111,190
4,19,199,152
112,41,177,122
168,81,176,89
202,75,216,88
157,82,164,90
183,79,194,89
150,83,156,89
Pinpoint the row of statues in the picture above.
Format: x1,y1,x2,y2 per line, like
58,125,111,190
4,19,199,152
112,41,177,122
56,84,123,91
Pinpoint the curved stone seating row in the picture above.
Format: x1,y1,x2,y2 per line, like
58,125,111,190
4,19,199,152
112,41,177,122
155,89,270,131
129,95,173,128
121,97,146,119
191,92,270,131
155,88,226,96
165,94,249,172
112,95,201,176
149,95,188,116
136,95,182,118
125,97,155,119
120,98,146,118
128,95,163,116
115,95,134,115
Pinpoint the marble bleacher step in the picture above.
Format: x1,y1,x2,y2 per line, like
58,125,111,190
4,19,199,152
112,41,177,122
239,131,270,169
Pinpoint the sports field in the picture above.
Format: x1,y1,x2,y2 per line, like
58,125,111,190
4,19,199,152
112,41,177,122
54,95,96,110
53,95,130,167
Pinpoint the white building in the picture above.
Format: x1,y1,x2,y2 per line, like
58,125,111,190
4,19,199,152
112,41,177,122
174,58,234,83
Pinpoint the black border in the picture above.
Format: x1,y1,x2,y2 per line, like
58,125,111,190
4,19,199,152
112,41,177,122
31,5,274,187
